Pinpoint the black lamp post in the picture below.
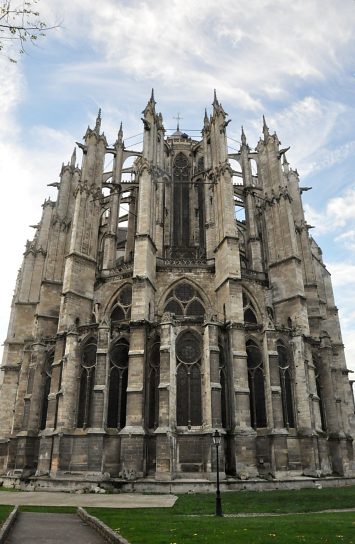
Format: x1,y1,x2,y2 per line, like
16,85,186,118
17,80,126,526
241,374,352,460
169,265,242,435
212,429,223,517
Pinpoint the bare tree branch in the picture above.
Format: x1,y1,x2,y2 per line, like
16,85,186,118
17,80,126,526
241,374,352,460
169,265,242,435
0,0,57,62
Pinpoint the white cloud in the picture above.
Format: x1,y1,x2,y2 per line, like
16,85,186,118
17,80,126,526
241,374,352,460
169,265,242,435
40,0,355,112
327,262,355,287
0,57,76,362
327,262,355,371
304,186,355,238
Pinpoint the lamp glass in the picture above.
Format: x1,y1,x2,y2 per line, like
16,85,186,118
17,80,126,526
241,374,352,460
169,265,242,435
213,429,221,446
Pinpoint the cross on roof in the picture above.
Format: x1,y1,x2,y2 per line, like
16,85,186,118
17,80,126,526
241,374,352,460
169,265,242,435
173,113,183,131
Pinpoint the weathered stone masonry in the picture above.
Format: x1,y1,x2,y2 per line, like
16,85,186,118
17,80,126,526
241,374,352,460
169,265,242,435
0,91,354,485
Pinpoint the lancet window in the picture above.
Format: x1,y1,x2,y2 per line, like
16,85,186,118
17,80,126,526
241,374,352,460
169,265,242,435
146,338,160,430
277,341,295,429
176,330,202,427
110,285,132,335
77,337,97,428
219,341,229,429
243,292,258,324
314,356,327,431
173,152,190,248
246,339,267,429
40,349,54,430
107,338,129,429
163,282,205,319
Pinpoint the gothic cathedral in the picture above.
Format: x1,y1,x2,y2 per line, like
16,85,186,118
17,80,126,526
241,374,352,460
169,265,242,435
0,91,354,489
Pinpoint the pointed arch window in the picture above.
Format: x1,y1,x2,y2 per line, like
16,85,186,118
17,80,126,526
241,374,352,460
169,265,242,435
243,292,258,324
40,350,54,431
163,282,205,320
246,340,267,429
176,330,202,427
77,338,97,428
277,342,295,429
173,152,190,248
147,338,160,429
219,341,229,429
107,338,129,429
314,356,327,431
110,284,132,336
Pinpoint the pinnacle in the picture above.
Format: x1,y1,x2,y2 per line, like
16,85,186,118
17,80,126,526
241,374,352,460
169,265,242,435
70,147,76,168
241,125,247,146
95,108,102,134
262,114,270,140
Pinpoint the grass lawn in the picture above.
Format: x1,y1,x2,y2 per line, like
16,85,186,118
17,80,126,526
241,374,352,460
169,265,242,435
170,486,355,514
88,509,355,544
88,487,355,544
0,505,14,526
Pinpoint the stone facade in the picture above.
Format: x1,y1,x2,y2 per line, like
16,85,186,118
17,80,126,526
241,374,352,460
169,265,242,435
0,91,354,486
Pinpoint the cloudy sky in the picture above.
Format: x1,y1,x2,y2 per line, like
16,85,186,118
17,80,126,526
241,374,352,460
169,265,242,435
1,0,355,370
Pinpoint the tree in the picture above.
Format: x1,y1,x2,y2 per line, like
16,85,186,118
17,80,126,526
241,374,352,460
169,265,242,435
0,0,54,62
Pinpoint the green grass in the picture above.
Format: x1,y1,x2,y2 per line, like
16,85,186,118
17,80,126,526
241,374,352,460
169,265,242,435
88,487,355,544
89,509,355,544
172,486,355,514
0,505,13,526
0,486,354,542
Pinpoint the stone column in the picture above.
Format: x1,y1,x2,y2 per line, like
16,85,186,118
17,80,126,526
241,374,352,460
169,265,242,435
119,322,146,478
228,323,258,478
265,333,287,475
87,321,109,473
57,329,80,430
203,321,221,428
36,335,65,476
155,315,176,479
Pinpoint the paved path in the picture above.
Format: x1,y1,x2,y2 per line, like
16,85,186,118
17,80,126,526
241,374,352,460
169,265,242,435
4,512,106,543
0,491,177,508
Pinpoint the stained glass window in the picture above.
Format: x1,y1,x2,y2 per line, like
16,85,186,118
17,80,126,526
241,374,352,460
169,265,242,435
163,282,205,320
277,342,295,429
77,338,97,428
147,340,160,429
40,350,54,431
107,339,129,429
176,331,202,427
246,340,267,428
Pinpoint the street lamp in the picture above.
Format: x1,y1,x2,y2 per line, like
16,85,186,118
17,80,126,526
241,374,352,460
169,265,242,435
212,429,223,517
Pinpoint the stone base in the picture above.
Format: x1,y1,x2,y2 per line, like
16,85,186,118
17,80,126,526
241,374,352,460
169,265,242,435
1,474,355,495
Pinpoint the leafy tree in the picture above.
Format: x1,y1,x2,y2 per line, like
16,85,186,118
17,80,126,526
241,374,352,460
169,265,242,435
0,0,55,62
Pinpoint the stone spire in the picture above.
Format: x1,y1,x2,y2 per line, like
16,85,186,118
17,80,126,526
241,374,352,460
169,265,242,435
203,108,210,132
143,89,156,118
70,147,76,168
212,89,219,108
116,122,124,146
282,153,290,174
241,126,248,147
212,89,226,117
262,115,269,141
95,108,102,134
